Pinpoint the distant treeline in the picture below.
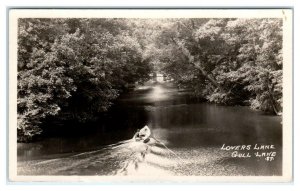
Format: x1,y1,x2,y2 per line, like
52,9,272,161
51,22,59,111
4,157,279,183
17,18,283,142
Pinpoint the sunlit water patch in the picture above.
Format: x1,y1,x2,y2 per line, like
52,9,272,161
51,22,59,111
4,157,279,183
18,82,282,176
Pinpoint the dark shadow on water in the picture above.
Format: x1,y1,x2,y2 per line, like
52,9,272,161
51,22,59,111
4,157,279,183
18,82,282,176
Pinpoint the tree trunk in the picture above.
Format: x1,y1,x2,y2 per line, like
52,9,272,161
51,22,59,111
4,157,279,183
194,61,220,89
267,89,282,116
170,37,222,91
266,73,282,116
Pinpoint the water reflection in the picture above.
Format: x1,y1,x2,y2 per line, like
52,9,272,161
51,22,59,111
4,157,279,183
18,82,282,176
147,85,167,101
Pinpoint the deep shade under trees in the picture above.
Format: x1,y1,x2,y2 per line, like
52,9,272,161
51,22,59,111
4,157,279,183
144,18,283,114
17,18,152,142
17,18,283,142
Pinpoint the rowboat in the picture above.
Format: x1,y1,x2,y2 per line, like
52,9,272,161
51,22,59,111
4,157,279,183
117,126,183,176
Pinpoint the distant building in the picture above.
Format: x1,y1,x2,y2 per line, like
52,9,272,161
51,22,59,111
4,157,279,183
151,73,171,83
156,73,164,82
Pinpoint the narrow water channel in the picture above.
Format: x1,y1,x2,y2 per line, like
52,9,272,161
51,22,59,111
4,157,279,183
17,82,282,176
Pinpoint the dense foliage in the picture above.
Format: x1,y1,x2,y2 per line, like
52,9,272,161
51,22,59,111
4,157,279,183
144,18,283,115
17,19,152,141
17,18,283,141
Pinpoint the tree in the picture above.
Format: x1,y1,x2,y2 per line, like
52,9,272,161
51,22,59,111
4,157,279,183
17,18,152,141
222,19,283,114
146,18,283,114
18,19,76,141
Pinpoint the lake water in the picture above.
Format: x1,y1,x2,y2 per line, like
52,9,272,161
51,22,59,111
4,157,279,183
17,82,282,176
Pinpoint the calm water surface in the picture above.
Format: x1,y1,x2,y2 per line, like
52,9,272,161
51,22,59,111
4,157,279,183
18,82,282,176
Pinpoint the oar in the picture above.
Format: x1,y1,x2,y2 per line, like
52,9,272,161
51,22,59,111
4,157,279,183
107,139,133,149
152,137,185,164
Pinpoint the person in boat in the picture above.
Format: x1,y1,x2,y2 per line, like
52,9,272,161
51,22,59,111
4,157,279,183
119,125,154,174
132,125,154,159
133,125,151,144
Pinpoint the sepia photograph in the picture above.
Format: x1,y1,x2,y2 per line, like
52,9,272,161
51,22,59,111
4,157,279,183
8,9,293,182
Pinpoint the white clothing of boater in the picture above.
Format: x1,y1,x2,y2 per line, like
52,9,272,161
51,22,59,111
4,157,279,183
135,125,151,142
129,125,155,152
119,126,155,174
